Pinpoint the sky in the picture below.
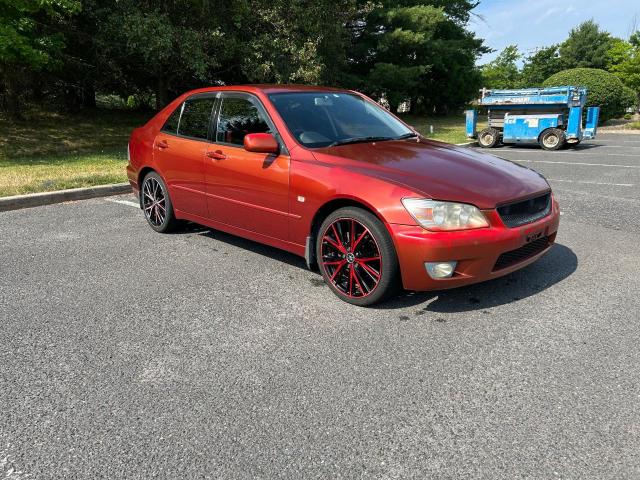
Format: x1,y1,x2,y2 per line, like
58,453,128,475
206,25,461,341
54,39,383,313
470,0,640,64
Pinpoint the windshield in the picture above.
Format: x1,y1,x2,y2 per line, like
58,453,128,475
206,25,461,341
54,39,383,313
268,92,414,148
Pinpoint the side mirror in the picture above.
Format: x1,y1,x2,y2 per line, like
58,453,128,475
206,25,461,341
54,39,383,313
244,133,279,154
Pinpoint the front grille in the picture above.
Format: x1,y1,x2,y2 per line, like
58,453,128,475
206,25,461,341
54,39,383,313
497,193,551,228
493,236,550,271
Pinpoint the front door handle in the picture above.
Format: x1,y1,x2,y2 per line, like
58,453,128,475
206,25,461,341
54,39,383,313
206,150,227,160
156,140,169,149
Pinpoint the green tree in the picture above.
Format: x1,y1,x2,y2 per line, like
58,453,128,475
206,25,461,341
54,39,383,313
0,0,80,116
357,4,447,112
236,0,355,86
421,17,486,113
53,0,102,110
95,0,229,109
521,45,562,86
606,38,634,68
0,0,484,116
90,0,354,109
559,20,614,70
348,1,487,113
607,39,640,110
428,0,479,24
481,45,522,89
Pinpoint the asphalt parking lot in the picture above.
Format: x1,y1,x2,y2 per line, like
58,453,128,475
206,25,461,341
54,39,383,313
1,133,639,478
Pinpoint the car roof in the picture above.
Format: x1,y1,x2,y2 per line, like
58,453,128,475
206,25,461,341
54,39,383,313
183,84,353,96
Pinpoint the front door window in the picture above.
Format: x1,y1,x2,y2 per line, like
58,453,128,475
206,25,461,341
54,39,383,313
216,97,272,146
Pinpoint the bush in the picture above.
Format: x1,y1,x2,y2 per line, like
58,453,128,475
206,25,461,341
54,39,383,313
543,68,635,122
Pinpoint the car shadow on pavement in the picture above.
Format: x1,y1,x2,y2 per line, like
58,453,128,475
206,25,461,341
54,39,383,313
181,223,577,313
189,225,309,269
377,243,578,313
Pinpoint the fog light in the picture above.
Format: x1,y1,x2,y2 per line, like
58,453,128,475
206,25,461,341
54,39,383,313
425,261,457,279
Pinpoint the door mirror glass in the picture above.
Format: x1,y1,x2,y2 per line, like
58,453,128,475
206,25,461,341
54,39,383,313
244,133,279,154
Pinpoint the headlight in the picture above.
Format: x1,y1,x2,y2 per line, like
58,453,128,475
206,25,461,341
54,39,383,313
402,198,489,231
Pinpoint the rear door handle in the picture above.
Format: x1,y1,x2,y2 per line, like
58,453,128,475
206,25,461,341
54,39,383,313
156,140,169,149
206,150,227,160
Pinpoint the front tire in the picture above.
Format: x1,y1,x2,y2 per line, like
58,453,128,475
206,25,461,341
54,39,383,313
316,207,400,306
141,171,179,233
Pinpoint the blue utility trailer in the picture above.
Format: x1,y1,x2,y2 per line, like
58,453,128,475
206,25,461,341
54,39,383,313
465,86,600,150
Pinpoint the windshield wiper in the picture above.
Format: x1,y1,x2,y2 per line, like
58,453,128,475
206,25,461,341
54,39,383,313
395,132,419,140
328,136,394,147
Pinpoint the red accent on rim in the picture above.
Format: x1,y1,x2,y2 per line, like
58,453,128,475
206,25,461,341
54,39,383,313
320,218,382,299
143,177,167,227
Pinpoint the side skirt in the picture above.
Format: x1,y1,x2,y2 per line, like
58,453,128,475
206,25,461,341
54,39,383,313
174,209,307,259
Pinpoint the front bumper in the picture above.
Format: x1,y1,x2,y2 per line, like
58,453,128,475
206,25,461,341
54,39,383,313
390,199,560,291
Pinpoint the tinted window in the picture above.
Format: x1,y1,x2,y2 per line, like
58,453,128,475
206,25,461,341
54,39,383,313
268,92,412,148
217,97,271,146
178,97,215,140
161,104,182,134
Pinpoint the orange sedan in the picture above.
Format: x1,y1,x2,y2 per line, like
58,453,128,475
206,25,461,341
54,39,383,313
127,85,559,306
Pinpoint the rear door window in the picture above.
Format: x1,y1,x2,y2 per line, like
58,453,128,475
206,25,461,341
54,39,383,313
177,96,216,140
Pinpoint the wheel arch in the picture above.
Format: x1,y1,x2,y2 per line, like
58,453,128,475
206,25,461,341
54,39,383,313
306,196,390,270
137,166,158,207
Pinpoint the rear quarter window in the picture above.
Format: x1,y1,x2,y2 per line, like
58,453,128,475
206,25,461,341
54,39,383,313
161,104,182,134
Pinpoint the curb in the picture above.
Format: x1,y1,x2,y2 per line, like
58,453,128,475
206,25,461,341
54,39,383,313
0,183,132,213
455,141,477,147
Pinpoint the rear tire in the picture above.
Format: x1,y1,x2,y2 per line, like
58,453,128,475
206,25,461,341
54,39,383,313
316,207,400,306
141,171,180,233
539,128,565,151
478,128,500,148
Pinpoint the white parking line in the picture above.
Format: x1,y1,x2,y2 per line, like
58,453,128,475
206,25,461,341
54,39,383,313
106,198,139,208
513,159,640,169
495,148,640,157
547,178,634,187
553,187,640,203
598,145,640,149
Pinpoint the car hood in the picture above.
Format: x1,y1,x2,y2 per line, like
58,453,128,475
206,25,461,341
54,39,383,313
313,139,550,209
